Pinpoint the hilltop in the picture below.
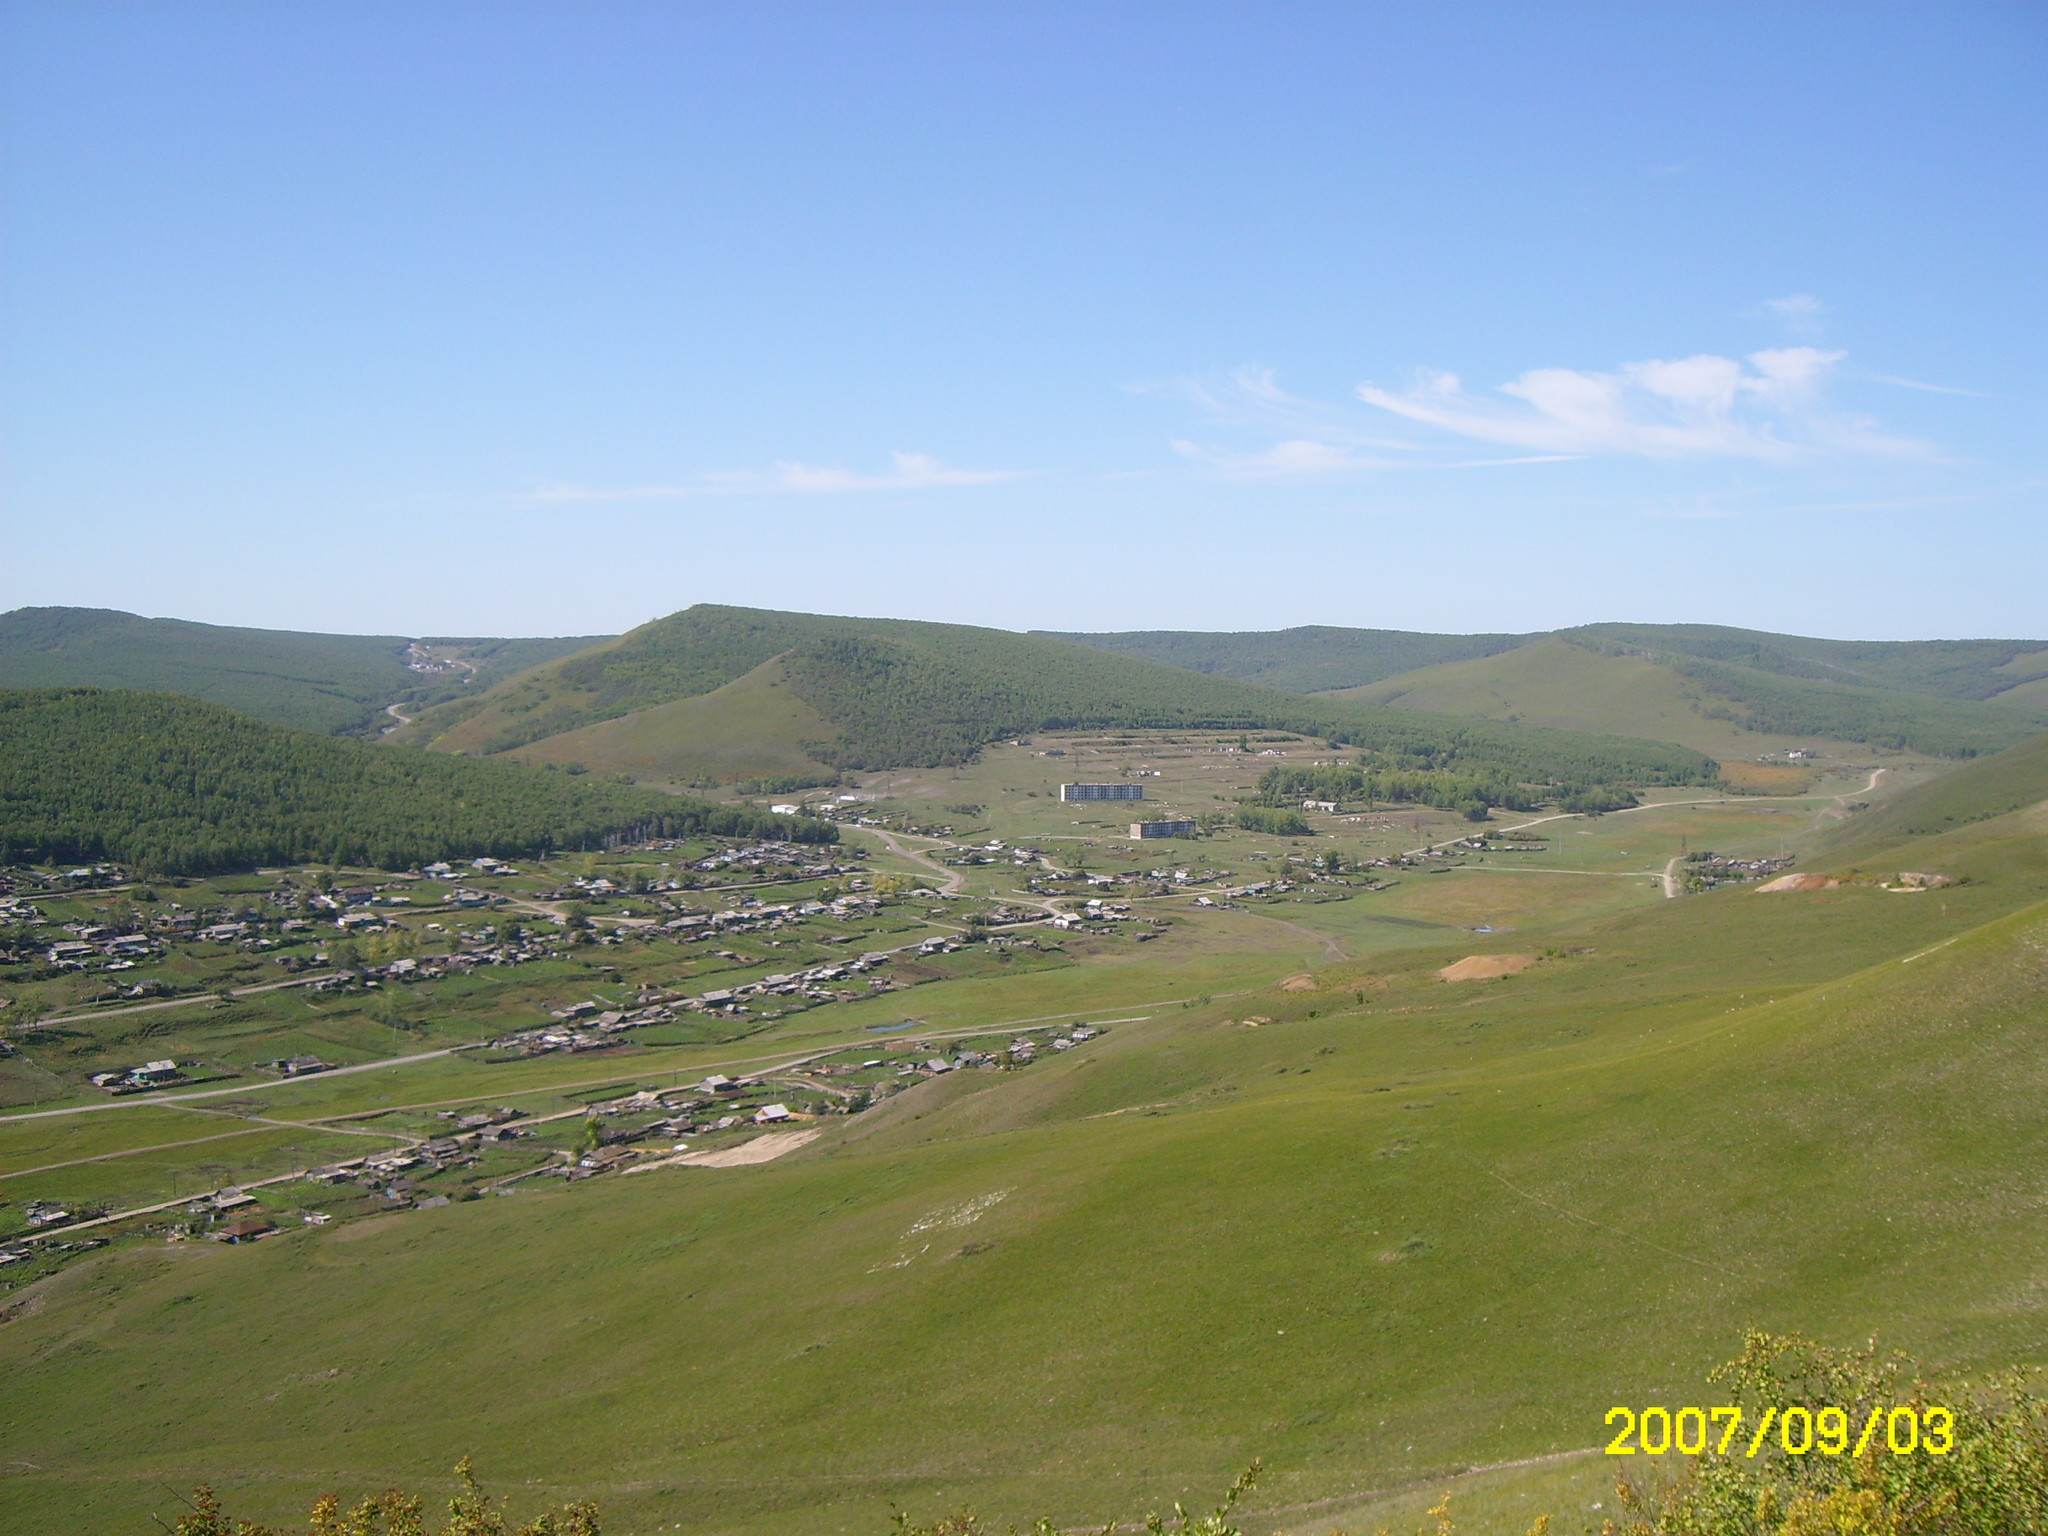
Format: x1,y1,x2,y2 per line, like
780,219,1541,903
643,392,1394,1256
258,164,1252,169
0,607,611,735
395,604,1716,789
1050,620,2048,704
1053,623,2048,760
1321,635,2045,760
0,687,829,874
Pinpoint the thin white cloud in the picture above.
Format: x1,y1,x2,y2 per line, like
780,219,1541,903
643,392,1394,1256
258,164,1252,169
1355,348,1932,461
521,452,1022,502
1867,374,1990,398
1169,436,1407,480
1750,293,1828,337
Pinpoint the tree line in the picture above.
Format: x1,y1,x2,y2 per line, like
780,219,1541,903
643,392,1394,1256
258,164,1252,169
0,688,833,876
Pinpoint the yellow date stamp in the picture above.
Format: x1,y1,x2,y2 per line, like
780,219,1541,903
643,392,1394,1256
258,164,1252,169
1605,1405,1953,1457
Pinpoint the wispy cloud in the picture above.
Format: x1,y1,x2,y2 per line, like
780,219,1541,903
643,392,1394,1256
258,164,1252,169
1866,374,1989,398
521,452,1021,503
1355,348,1932,461
1157,365,1535,481
1749,292,1828,337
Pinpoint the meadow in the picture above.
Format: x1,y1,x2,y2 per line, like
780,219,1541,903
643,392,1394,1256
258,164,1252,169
5,728,2045,1533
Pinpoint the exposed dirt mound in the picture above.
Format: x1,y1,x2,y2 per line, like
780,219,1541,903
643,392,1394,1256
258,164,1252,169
1755,872,1841,893
634,1129,822,1170
1437,954,1539,982
1892,871,1957,890
1278,974,1320,992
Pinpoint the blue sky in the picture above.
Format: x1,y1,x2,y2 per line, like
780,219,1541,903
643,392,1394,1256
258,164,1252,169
5,2,2044,641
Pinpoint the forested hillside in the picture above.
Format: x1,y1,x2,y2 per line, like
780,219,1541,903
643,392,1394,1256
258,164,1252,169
404,605,1716,786
0,689,831,874
0,607,610,734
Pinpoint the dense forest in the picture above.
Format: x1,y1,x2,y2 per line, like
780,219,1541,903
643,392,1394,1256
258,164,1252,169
0,689,832,875
1254,761,1642,818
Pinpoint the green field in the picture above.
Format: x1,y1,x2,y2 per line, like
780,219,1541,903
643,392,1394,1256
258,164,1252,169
4,725,2045,1534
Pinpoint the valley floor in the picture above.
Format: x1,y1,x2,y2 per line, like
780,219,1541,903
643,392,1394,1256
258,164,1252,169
3,741,2042,1535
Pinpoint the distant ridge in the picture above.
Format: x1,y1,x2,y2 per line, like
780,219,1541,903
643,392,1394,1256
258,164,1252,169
1048,620,2048,704
1052,622,2048,758
396,604,1716,787
0,607,613,735
1033,625,1535,693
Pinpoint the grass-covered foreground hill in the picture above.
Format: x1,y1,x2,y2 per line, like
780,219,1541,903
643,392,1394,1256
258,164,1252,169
0,688,830,874
6,737,2048,1534
398,604,1716,787
0,607,610,735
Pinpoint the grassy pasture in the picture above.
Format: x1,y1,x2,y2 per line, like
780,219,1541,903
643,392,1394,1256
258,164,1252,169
5,742,2044,1534
8,880,2048,1534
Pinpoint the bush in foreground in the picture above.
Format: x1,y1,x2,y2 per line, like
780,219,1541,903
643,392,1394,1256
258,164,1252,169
164,1458,597,1536
1604,1330,2048,1535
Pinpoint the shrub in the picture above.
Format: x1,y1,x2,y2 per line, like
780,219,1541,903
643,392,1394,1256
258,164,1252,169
1604,1330,2048,1535
1236,807,1310,836
164,1459,598,1536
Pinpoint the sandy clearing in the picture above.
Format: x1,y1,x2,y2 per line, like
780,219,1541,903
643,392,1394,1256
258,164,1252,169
1437,954,1540,982
1755,873,1841,893
631,1129,821,1171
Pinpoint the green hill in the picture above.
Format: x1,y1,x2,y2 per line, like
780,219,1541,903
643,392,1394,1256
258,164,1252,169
401,604,1716,788
1032,624,1536,692
0,688,831,874
1324,635,2047,760
507,655,840,784
1052,619,2048,705
1820,731,2048,858
0,607,610,734
1567,622,2048,703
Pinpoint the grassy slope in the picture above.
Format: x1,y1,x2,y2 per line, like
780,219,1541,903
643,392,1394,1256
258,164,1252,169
0,607,607,735
1054,621,2048,705
1320,636,2044,760
1320,636,1805,760
10,791,2048,1534
405,605,1715,787
1568,622,2048,702
1031,626,1537,693
507,655,836,783
1816,731,2048,857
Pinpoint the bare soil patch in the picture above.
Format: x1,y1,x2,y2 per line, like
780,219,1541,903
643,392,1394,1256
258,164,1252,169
1755,873,1841,893
1436,954,1540,982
